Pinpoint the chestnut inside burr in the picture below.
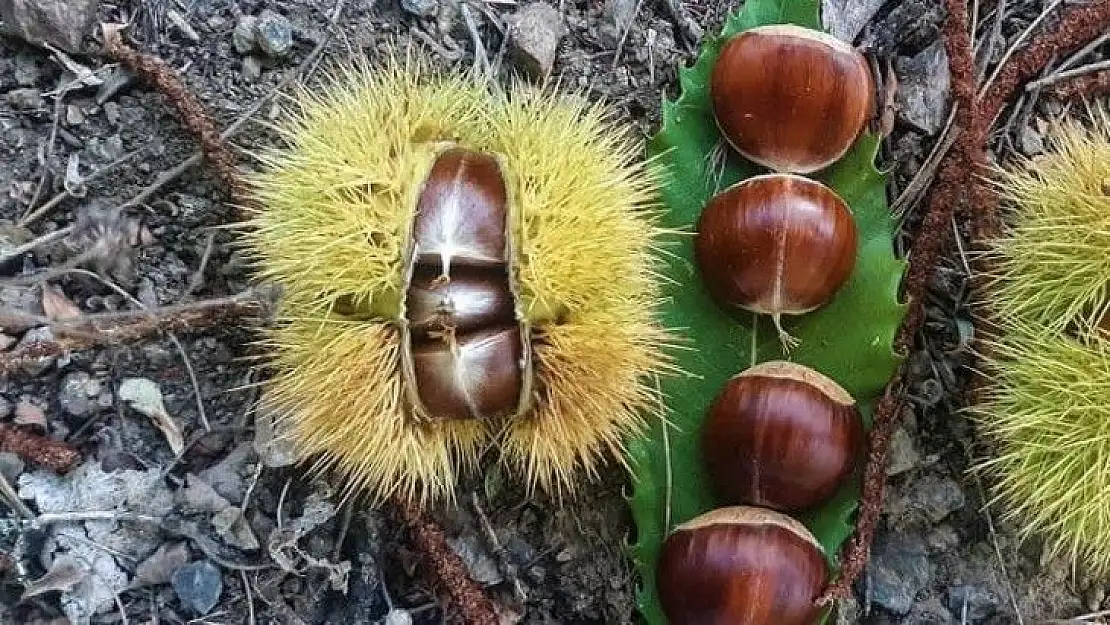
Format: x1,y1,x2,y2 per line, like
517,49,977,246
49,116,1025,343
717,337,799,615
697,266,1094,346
404,147,527,421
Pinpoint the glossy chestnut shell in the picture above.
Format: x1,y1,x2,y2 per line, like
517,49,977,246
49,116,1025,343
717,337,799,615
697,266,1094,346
710,23,875,174
694,173,857,342
702,360,864,512
657,506,830,625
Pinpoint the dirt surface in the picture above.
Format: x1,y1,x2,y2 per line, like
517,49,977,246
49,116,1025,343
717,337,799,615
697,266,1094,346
0,0,1107,623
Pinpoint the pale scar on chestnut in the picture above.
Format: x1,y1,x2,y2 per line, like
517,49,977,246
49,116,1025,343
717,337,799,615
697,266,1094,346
400,147,534,422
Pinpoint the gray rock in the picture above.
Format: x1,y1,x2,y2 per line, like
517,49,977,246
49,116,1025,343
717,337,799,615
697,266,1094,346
914,476,966,523
946,585,998,622
401,0,439,18
242,56,263,82
1019,123,1045,156
6,88,45,111
58,371,102,417
232,16,259,54
507,2,567,78
886,426,920,475
869,531,934,615
65,104,84,126
14,53,40,86
0,452,24,484
907,598,958,624
0,395,12,419
104,102,122,125
599,0,638,47
822,0,884,43
447,533,502,585
255,10,293,58
896,39,951,135
171,561,222,615
0,0,99,53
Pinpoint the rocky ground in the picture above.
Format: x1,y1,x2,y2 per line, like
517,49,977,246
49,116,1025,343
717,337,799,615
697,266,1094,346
0,0,1107,623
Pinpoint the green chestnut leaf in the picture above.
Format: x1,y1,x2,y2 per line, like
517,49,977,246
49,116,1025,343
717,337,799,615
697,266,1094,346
626,1,908,623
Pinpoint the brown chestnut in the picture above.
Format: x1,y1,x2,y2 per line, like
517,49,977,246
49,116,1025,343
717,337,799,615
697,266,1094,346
702,360,864,512
710,24,875,174
657,505,829,625
694,173,857,349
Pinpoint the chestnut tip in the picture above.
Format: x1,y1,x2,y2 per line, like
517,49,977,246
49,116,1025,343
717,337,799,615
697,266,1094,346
710,23,875,174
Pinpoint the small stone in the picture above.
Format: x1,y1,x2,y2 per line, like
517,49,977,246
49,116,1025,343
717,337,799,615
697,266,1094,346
103,102,122,125
232,16,259,54
0,452,25,484
822,0,885,43
14,53,40,86
401,0,439,18
914,476,966,523
896,40,951,135
65,104,84,126
6,88,45,111
447,534,502,585
58,371,101,417
171,561,222,615
946,585,998,622
869,531,933,615
1019,124,1045,156
255,10,294,58
0,396,12,419
0,0,99,53
598,0,638,47
506,2,567,78
384,609,414,625
242,56,263,82
886,426,920,475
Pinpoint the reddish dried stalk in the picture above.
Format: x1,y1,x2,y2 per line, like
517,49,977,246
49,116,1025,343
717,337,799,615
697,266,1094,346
100,27,246,205
0,423,81,473
1049,70,1110,101
398,502,499,625
0,291,272,376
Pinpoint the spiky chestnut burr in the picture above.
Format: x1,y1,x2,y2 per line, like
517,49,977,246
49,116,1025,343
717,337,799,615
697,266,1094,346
971,106,1110,577
238,53,676,506
982,106,1110,334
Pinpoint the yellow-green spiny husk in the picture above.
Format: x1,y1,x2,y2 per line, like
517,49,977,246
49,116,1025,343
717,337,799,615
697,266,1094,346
972,103,1110,577
237,50,676,507
980,104,1110,334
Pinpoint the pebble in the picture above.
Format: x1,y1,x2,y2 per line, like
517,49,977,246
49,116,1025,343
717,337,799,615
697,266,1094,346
0,452,24,484
886,426,920,475
914,476,966,523
946,585,998,622
401,0,439,18
822,0,885,43
14,53,40,86
171,561,223,615
232,16,259,54
869,531,934,615
447,534,503,585
242,56,263,82
65,104,84,126
0,395,12,419
384,609,414,625
58,371,102,417
6,88,45,111
255,10,294,58
896,40,951,135
506,2,567,78
104,102,122,125
0,0,100,53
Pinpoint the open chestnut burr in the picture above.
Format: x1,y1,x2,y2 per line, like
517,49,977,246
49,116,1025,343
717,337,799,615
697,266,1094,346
657,506,830,625
694,172,858,350
710,23,875,174
702,360,864,513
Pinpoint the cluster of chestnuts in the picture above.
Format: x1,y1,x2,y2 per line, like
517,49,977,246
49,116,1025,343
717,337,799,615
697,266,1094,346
657,23,876,625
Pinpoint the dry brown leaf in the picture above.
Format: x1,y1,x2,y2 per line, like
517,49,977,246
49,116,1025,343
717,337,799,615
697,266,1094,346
41,284,81,320
117,378,185,456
